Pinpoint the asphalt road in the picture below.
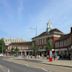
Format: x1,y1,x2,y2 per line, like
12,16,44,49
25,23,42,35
0,58,46,72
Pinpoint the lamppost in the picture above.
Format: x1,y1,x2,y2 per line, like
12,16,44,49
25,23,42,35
71,45,72,49
2,43,3,54
0,42,3,56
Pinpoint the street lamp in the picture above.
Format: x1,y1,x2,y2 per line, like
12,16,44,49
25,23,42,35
0,44,3,54
0,44,3,56
2,43,3,54
71,45,72,49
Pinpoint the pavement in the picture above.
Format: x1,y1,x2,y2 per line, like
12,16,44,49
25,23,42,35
42,59,72,68
13,56,72,68
3,55,72,68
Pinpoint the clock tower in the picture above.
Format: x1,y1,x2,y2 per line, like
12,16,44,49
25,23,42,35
46,19,52,33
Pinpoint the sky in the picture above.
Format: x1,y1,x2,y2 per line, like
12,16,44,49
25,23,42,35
0,0,72,41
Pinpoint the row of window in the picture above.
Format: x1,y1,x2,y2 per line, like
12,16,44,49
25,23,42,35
4,39,24,43
55,37,71,48
35,38,47,45
8,46,29,50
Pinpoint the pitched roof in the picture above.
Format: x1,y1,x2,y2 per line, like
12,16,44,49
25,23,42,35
55,33,71,42
49,28,63,34
9,41,32,46
32,28,64,39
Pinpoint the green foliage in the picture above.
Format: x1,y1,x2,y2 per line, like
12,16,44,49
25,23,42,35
14,47,19,54
11,47,19,56
11,48,15,54
0,38,5,53
45,38,53,57
46,38,53,51
14,47,19,56
31,43,38,56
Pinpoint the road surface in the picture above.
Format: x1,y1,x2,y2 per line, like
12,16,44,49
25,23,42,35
0,57,46,72
1,57,72,72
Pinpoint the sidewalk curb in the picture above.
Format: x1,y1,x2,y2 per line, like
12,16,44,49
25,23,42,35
22,58,72,68
42,62,72,68
3,57,72,68
15,58,72,68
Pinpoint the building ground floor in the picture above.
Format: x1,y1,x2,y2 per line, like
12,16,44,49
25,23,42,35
55,47,72,60
5,49,32,56
28,47,72,60
5,47,72,60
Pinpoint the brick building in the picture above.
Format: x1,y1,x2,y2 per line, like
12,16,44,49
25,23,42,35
55,27,72,60
32,28,63,56
32,27,72,59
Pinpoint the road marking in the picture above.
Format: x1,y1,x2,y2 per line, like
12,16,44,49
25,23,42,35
41,68,54,72
41,68,48,72
8,69,10,72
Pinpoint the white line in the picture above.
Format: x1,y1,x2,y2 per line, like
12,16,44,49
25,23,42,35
8,69,10,72
41,68,48,72
41,68,54,72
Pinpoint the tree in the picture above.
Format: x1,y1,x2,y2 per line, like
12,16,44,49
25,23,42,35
31,42,38,58
11,47,19,56
14,47,19,56
46,38,53,57
11,48,15,55
0,38,5,53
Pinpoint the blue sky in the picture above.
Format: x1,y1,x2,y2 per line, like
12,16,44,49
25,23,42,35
0,0,72,40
